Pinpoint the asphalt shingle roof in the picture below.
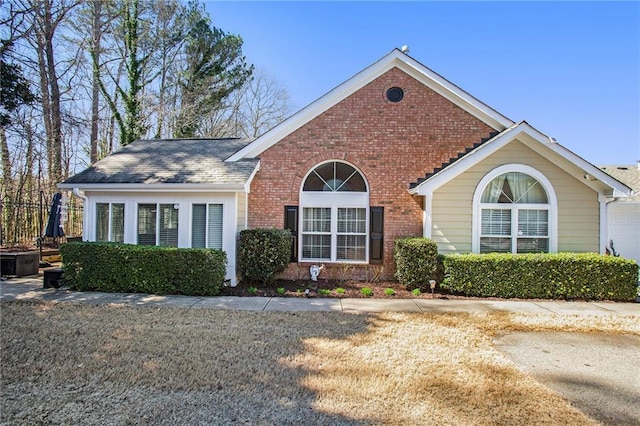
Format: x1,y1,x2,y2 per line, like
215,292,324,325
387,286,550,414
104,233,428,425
62,138,258,186
600,164,640,201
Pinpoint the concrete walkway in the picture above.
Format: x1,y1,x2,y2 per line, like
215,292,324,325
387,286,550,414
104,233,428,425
2,276,638,316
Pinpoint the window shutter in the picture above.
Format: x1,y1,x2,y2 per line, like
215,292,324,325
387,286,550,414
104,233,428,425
284,206,298,262
369,206,384,264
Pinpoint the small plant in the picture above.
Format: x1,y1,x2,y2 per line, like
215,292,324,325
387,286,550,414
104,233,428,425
361,287,374,297
334,287,346,295
384,287,395,296
411,288,422,297
318,289,331,296
296,288,303,294
276,287,286,295
247,286,258,295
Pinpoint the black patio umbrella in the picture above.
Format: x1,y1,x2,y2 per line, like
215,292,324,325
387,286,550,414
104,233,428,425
44,192,65,239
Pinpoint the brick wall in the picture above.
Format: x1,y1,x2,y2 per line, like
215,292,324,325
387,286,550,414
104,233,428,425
248,67,495,281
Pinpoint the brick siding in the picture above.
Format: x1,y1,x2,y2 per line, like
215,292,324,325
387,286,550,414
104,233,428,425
248,68,495,281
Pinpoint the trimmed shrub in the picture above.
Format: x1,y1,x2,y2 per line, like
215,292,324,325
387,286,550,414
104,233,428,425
60,242,226,296
238,228,291,285
442,252,638,301
394,238,443,290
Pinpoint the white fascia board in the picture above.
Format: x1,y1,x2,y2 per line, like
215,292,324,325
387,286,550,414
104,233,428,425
397,54,514,130
227,50,514,162
227,54,396,162
57,183,249,193
545,142,632,196
243,160,260,193
408,121,633,197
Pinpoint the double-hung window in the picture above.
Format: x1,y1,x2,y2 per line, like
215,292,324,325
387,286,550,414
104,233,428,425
192,204,223,249
478,171,550,253
300,161,369,262
137,203,179,247
96,203,124,243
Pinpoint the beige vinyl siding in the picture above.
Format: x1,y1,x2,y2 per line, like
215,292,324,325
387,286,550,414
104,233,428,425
431,139,600,253
236,192,248,234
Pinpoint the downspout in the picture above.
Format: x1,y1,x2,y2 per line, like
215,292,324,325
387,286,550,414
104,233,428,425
72,188,89,241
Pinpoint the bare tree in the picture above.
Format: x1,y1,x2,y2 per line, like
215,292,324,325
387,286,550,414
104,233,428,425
89,0,103,164
33,0,75,184
201,69,293,139
236,69,293,139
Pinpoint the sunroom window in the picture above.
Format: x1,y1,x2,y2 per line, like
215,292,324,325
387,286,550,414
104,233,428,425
137,203,179,247
96,203,124,243
192,204,223,249
479,171,549,253
300,161,369,262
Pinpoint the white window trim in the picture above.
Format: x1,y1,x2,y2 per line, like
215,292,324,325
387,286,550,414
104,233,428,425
299,160,370,263
300,204,369,263
472,164,558,253
136,202,180,247
190,202,224,250
96,202,124,243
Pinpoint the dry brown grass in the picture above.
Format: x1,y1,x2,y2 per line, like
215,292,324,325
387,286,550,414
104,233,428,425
1,301,638,425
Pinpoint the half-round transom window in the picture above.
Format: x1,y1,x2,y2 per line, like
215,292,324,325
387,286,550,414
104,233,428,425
303,161,367,192
480,172,548,204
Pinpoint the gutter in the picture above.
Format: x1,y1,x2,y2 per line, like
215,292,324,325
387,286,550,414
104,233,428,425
57,183,249,192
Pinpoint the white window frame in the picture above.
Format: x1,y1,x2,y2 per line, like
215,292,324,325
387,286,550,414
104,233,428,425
299,161,369,263
95,202,125,243
472,164,558,253
136,202,179,247
191,203,224,250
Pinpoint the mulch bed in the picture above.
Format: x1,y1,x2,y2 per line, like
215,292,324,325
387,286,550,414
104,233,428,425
220,279,477,300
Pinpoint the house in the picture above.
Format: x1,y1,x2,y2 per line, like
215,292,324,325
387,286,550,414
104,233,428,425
60,49,633,285
599,163,640,264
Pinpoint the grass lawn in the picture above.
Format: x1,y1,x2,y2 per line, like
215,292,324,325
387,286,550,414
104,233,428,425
1,301,638,425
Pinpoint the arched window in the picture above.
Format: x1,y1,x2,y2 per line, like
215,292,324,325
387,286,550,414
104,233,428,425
300,161,369,262
473,165,557,253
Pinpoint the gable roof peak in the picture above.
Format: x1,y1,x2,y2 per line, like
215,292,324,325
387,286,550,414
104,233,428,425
227,49,515,162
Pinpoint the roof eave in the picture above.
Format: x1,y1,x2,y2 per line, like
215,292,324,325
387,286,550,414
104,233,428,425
408,121,632,197
57,183,250,192
227,49,514,162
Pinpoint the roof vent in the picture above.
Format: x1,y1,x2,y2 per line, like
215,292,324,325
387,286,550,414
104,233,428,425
401,45,409,53
386,87,404,103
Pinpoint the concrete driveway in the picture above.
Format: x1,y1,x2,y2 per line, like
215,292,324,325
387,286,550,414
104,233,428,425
494,332,640,425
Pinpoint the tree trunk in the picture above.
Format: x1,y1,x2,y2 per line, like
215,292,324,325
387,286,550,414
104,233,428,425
90,0,103,164
0,126,12,198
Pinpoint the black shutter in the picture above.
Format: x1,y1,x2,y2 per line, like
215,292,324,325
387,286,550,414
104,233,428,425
369,206,384,264
284,206,298,262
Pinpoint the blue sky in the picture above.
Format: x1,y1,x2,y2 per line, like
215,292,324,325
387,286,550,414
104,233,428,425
204,1,639,165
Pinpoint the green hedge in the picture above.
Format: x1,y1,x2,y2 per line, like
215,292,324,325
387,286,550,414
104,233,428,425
238,228,291,285
442,252,638,301
60,242,227,296
394,238,443,290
